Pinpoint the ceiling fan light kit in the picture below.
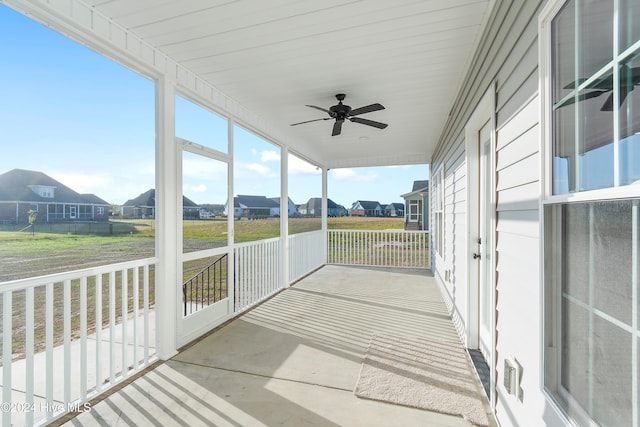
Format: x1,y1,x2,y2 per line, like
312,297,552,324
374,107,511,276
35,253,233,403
290,93,388,136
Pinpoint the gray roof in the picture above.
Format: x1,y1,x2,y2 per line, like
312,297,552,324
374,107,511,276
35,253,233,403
386,202,405,210
301,197,342,211
352,200,380,210
234,195,279,209
412,180,429,192
0,169,109,205
124,189,198,207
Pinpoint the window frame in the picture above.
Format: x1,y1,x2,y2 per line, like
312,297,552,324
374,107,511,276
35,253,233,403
432,166,444,259
540,1,640,425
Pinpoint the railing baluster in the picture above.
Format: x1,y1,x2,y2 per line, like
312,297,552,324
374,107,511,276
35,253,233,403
3,291,13,427
132,267,139,371
45,282,54,420
109,271,116,385
80,276,87,401
64,279,71,405
143,264,150,365
96,274,103,392
121,269,128,378
326,230,429,269
25,287,34,426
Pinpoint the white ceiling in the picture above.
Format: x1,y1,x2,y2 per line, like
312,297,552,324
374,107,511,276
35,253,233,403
86,0,492,168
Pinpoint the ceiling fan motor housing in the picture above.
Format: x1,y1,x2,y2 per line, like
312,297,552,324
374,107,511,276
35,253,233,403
330,102,351,120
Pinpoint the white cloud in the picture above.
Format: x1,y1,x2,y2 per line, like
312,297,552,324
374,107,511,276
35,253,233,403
332,168,356,179
246,163,276,177
288,156,320,175
54,172,112,193
261,150,280,162
182,157,227,179
331,168,378,182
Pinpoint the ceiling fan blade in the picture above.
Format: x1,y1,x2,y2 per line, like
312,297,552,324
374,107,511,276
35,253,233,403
349,117,388,129
305,105,331,114
601,92,614,111
349,103,385,116
290,117,331,126
600,84,634,111
332,120,344,136
555,89,609,109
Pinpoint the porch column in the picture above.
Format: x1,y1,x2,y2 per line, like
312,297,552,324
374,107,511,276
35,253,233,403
281,146,290,287
155,76,178,360
322,168,328,263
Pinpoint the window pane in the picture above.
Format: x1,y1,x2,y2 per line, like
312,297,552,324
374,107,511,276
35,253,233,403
561,299,589,408
552,1,576,103
592,317,632,427
619,0,640,54
546,200,638,425
552,73,614,193
577,0,613,79
593,201,632,324
562,203,589,303
618,51,640,185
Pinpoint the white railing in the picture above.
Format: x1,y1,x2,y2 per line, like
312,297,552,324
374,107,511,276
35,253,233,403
327,230,430,269
0,258,157,427
288,230,325,283
234,238,281,313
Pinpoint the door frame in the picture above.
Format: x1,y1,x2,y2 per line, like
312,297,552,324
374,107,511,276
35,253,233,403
176,140,234,347
408,199,421,222
464,82,496,408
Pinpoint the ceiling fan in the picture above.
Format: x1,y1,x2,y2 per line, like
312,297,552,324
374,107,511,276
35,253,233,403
556,65,640,111
290,93,388,136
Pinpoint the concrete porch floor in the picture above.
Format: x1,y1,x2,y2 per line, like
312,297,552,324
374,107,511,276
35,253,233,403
63,265,495,427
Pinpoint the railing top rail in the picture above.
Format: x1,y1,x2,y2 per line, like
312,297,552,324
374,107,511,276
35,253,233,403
288,229,324,239
233,236,280,249
0,257,158,293
328,229,429,234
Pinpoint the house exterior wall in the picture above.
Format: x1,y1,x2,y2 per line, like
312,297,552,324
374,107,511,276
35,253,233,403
430,1,566,426
0,202,109,223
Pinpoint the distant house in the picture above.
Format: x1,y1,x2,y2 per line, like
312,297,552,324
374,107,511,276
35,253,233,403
298,198,347,217
385,202,405,217
224,195,280,218
349,200,383,217
270,197,297,217
401,180,429,230
0,169,110,224
122,189,200,219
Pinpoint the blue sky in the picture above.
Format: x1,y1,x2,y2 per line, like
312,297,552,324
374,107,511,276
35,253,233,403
0,5,428,208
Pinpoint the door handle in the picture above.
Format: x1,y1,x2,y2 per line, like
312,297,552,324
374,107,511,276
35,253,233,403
473,253,481,260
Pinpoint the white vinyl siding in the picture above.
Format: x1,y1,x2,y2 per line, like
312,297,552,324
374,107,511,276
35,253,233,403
495,96,542,423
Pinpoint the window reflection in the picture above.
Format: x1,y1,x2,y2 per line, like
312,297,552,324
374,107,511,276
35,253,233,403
619,0,640,54
619,52,640,185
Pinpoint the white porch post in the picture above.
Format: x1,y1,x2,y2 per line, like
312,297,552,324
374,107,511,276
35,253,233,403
322,168,328,263
281,147,290,287
155,76,178,360
227,119,235,311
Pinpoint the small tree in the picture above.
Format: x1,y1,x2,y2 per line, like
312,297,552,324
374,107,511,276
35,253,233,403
28,209,37,235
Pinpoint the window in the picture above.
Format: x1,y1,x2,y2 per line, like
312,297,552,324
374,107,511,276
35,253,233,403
432,167,444,257
542,1,640,425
